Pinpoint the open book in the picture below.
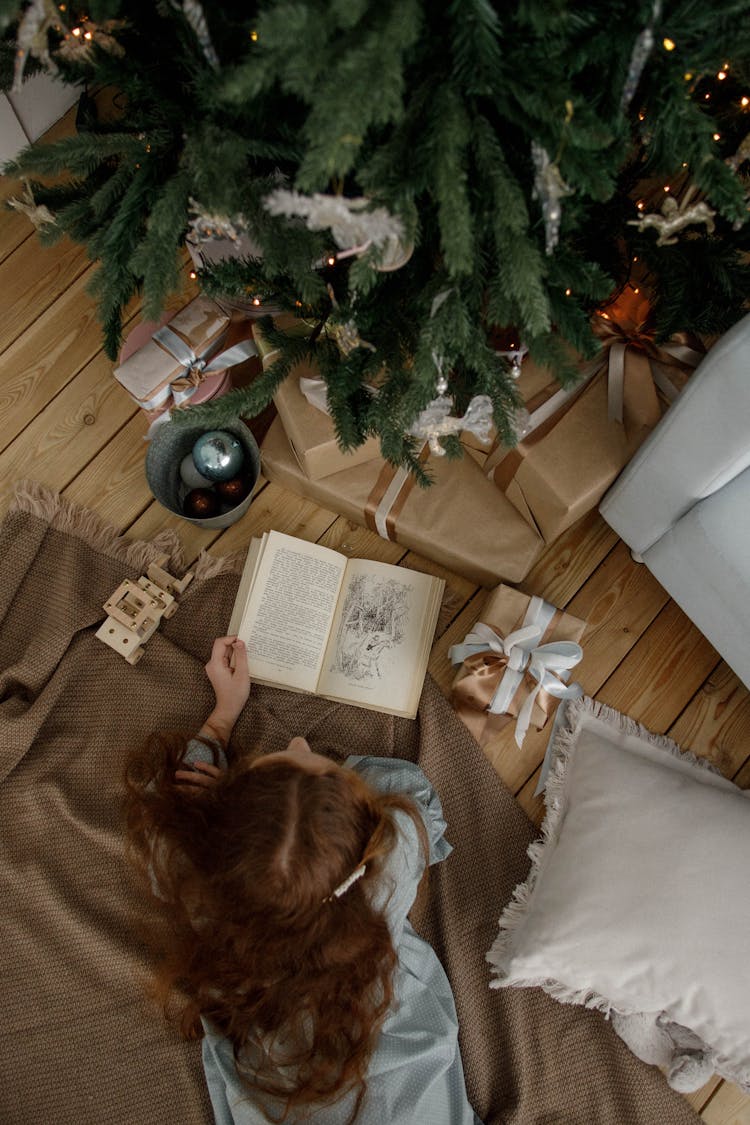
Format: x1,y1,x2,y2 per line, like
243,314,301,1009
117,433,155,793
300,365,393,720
228,530,445,718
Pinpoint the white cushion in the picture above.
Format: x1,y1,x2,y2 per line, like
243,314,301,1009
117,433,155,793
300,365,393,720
486,697,750,1092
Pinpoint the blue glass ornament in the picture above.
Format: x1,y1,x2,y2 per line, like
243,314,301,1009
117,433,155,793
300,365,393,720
192,430,245,481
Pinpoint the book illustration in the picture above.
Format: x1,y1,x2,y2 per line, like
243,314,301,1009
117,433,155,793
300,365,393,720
329,575,412,682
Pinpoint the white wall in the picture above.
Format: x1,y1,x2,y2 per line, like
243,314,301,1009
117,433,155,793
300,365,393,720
1,71,79,165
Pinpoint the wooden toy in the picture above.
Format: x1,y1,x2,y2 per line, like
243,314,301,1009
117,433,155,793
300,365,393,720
95,555,194,665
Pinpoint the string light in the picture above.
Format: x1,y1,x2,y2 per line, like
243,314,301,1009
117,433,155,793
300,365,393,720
741,97,749,108
684,72,693,81
326,256,336,266
250,29,259,41
637,200,645,210
83,29,92,40
633,287,640,293
718,70,727,80
664,184,670,192
71,25,81,36
189,270,197,280
704,93,711,100
638,110,646,121
565,288,572,296
632,255,638,262
252,297,261,306
713,132,721,140
662,37,676,51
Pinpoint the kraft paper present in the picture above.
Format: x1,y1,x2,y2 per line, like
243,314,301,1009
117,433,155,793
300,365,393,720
113,294,231,409
261,417,544,587
253,319,382,480
484,307,703,543
449,583,586,747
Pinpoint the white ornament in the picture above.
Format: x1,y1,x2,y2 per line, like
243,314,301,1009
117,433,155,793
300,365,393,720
495,342,528,379
531,142,573,256
264,190,412,270
409,394,494,457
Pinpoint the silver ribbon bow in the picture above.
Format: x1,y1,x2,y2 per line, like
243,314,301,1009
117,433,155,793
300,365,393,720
449,618,583,749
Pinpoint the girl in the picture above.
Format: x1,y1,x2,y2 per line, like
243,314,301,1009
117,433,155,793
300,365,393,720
126,636,481,1125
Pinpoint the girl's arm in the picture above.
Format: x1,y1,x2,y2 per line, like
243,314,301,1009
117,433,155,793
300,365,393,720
175,636,251,793
199,635,251,746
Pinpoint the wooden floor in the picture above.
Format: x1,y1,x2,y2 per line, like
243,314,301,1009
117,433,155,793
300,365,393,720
2,112,750,1125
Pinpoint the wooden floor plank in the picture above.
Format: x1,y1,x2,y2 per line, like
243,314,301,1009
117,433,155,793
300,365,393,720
0,350,137,520
0,235,91,355
668,662,750,780
0,267,125,453
518,509,619,606
700,1079,750,1124
63,412,152,526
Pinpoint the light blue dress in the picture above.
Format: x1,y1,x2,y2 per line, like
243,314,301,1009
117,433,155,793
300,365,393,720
183,743,482,1125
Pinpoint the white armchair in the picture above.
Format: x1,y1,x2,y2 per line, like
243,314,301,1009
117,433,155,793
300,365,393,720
599,312,750,689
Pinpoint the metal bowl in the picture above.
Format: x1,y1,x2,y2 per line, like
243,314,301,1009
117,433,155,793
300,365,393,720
145,418,260,530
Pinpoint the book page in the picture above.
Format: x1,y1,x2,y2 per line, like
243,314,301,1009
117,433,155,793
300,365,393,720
317,559,443,717
236,531,346,693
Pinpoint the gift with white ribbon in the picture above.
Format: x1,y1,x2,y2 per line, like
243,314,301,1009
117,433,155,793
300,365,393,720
114,296,257,421
139,327,257,412
449,586,586,752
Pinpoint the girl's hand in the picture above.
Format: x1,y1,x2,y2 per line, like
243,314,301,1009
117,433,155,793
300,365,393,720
202,635,251,745
175,760,225,795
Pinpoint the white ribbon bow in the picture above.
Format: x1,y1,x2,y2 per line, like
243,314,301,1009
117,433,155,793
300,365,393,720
138,326,258,412
449,620,583,748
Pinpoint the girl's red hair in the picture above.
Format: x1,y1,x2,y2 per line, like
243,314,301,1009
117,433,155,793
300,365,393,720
124,734,427,1123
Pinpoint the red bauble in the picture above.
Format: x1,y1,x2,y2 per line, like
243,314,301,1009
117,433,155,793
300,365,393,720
215,476,250,505
184,488,220,518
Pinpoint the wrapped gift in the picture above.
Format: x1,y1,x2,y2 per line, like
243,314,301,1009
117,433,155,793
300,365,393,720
254,318,382,480
484,289,704,542
114,296,257,417
448,583,586,747
261,416,544,586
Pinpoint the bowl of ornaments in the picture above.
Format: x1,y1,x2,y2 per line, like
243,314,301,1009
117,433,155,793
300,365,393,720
145,420,261,529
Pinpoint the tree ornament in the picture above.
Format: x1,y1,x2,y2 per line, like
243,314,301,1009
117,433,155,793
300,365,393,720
408,392,495,456
725,131,750,173
12,0,59,92
187,198,247,244
324,285,376,356
531,141,572,256
264,190,413,271
627,190,716,245
192,431,244,480
56,19,126,63
6,181,56,230
179,452,213,489
176,0,219,69
183,488,220,519
215,476,250,505
620,0,663,111
407,353,493,456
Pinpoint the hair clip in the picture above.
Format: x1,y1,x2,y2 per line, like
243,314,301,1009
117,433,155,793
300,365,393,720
327,864,366,902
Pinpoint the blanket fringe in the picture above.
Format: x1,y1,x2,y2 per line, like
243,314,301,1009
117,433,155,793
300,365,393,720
485,693,721,1012
9,480,184,575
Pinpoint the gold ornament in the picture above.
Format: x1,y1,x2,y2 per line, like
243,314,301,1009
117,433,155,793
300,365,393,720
324,285,375,356
56,19,126,62
627,190,715,245
7,182,56,230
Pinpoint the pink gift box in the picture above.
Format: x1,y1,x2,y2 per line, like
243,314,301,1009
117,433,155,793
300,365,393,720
118,309,232,431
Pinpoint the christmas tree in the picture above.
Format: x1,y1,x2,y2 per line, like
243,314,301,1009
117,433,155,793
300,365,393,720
2,0,749,478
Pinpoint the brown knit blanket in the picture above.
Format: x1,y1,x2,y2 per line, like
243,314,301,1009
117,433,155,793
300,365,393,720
0,483,699,1125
